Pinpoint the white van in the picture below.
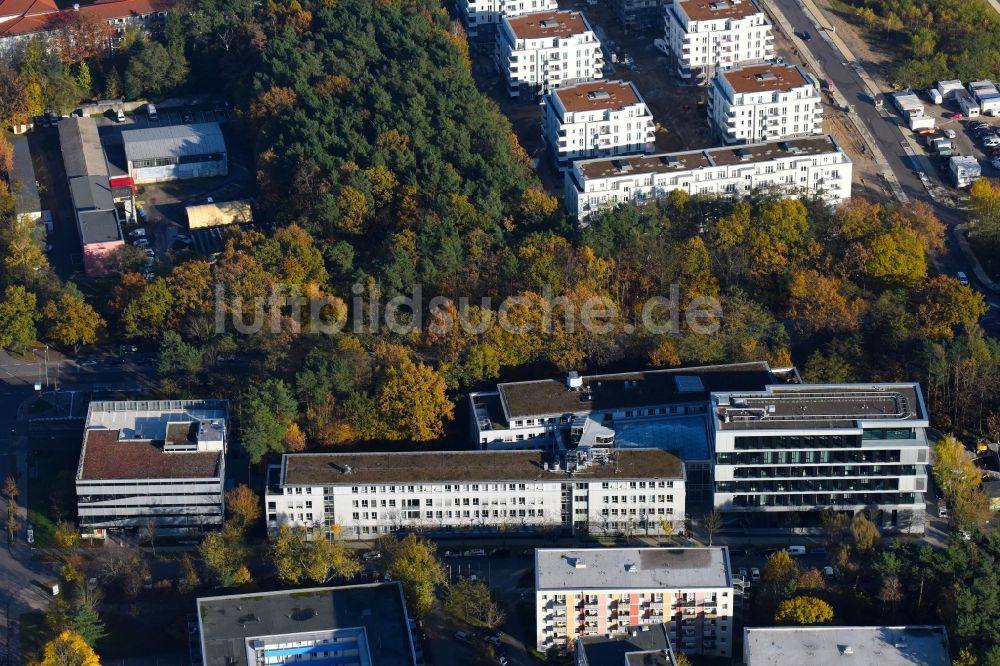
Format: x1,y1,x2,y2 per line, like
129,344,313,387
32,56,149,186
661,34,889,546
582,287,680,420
785,545,807,556
116,108,125,122
147,103,158,121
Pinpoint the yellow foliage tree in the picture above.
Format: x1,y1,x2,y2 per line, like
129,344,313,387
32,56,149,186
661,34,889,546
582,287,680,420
41,630,100,666
377,356,454,441
774,596,834,625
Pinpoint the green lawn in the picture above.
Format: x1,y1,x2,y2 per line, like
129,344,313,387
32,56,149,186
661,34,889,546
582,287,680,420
26,443,77,547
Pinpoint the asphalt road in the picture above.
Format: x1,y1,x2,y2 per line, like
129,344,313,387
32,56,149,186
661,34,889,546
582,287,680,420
772,0,1000,332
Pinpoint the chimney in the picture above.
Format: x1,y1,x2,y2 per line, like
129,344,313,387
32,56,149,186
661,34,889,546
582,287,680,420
343,464,352,475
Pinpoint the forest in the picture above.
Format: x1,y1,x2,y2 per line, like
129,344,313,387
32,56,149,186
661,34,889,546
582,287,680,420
842,0,1000,88
0,0,994,452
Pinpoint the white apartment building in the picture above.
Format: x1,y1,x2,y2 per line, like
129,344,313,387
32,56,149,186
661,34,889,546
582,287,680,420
709,61,822,144
565,135,852,221
458,0,557,41
711,383,930,533
265,449,685,540
542,80,656,170
664,0,773,80
536,547,735,658
75,400,229,536
497,10,603,100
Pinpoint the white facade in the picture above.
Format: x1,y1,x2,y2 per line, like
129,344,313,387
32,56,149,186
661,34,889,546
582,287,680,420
956,89,981,118
542,80,656,169
710,384,930,533
497,11,603,100
75,400,229,535
459,0,557,39
950,156,981,188
536,547,735,658
265,450,686,540
709,62,822,144
664,0,773,80
892,91,924,119
935,79,964,100
565,135,852,222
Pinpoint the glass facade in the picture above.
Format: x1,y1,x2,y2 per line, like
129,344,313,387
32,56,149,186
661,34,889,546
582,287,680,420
717,449,901,465
731,492,918,507
733,434,861,450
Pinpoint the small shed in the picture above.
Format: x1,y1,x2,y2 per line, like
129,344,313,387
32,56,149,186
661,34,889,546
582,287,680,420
950,155,981,188
956,90,981,118
936,79,964,100
893,91,924,119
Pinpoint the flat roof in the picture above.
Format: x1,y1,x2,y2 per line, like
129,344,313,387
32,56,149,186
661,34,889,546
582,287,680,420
186,200,253,229
506,10,590,40
743,626,949,666
281,449,683,485
78,400,228,480
615,416,711,461
536,547,731,590
59,116,108,178
677,0,763,22
78,209,121,244
9,134,40,216
198,583,416,666
123,122,226,162
498,362,776,419
575,135,843,181
78,429,221,480
723,62,809,94
555,80,643,113
578,624,676,666
714,384,925,430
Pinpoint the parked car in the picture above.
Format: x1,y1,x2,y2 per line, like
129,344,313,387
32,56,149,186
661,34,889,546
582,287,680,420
785,545,807,556
133,237,149,247
738,567,748,580
823,566,836,580
465,549,486,557
128,228,146,238
800,30,812,40
984,136,1000,148
497,653,508,666
946,111,964,119
454,631,471,644
147,103,158,121
809,546,827,556
362,550,381,561
957,271,970,285
653,38,668,56
750,567,761,581
485,636,502,648
116,108,125,123
182,108,194,123
943,128,957,138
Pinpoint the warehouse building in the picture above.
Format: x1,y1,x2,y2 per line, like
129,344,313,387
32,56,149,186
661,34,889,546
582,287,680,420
9,135,41,226
536,547,734,658
197,583,419,666
76,399,229,536
265,448,686,540
122,123,227,184
58,116,123,277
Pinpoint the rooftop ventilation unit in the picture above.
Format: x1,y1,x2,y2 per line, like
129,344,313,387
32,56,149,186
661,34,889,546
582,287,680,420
674,375,705,393
587,90,610,100
756,72,778,82
343,464,353,474
735,149,752,161
612,159,632,172
624,563,639,573
659,155,680,167
567,371,583,389
709,1,731,9
842,646,854,655
539,19,558,28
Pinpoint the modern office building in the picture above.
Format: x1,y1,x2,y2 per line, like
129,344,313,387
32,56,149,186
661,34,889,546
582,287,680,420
75,400,228,536
664,0,773,80
711,383,930,532
542,80,656,170
196,583,419,666
575,624,678,666
565,135,852,221
58,116,124,277
122,123,227,184
708,61,822,144
496,10,603,100
536,547,734,658
743,626,950,665
470,362,790,502
265,448,685,539
458,0,557,42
